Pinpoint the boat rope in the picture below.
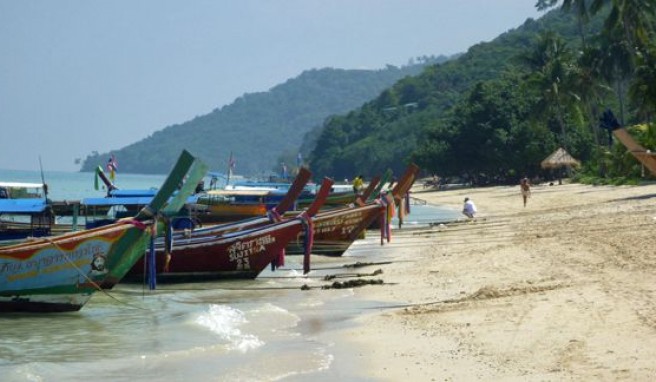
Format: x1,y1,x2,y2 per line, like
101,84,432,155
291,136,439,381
43,221,151,310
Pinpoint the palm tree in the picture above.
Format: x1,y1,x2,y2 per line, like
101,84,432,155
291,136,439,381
595,25,634,123
592,0,655,56
536,0,593,46
520,31,579,151
538,0,655,54
629,43,656,121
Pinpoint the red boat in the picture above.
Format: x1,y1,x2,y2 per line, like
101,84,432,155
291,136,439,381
124,177,334,282
286,163,420,256
286,202,385,256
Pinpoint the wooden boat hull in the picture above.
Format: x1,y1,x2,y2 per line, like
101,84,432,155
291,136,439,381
0,222,151,312
194,203,269,224
0,150,208,312
296,190,356,209
286,203,384,256
125,219,307,282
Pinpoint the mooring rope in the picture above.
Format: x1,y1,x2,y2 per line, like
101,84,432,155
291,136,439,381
45,221,151,310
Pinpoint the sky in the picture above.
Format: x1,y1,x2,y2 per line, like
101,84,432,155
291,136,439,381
0,0,544,172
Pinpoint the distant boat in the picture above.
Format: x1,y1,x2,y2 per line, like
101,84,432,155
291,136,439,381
0,150,207,313
0,182,54,244
189,168,315,224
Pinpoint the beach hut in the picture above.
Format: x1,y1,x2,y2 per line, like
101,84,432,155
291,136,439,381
541,147,581,184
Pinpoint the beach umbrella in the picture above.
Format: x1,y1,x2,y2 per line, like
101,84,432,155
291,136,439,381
541,147,580,184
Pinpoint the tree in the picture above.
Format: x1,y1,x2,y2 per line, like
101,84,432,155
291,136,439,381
520,31,579,151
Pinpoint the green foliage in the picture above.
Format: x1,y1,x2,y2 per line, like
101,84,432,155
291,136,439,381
80,61,447,175
308,10,588,180
413,74,557,182
576,123,656,183
309,3,656,183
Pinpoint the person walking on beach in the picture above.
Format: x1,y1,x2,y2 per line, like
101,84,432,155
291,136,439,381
520,177,531,207
462,197,477,219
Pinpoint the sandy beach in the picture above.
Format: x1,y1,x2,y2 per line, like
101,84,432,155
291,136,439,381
342,181,656,381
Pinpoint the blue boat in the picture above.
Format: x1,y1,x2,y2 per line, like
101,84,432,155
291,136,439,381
0,182,53,243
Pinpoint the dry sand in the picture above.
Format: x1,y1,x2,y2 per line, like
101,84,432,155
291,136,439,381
343,181,656,381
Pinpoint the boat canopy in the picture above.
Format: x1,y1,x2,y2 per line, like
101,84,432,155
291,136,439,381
0,182,45,189
108,189,158,198
83,195,199,207
0,199,48,213
0,182,45,199
206,189,287,197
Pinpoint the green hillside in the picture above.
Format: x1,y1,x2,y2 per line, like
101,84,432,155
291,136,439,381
308,2,656,183
79,60,448,175
307,10,592,179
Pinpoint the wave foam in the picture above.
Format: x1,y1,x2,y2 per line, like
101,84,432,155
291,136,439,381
195,304,264,353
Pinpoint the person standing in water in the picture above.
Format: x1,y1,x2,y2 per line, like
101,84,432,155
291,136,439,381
520,176,531,207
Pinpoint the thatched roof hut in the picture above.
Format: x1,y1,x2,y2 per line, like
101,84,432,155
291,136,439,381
541,147,581,170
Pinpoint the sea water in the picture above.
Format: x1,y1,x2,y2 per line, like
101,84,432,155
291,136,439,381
0,169,460,381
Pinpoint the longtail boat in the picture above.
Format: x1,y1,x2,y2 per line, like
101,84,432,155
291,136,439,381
123,175,334,282
286,164,420,256
295,185,357,209
286,202,385,256
0,182,54,244
170,167,313,238
0,150,207,312
189,168,313,224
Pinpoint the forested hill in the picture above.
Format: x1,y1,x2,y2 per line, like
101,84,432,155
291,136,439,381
307,9,595,179
79,60,449,175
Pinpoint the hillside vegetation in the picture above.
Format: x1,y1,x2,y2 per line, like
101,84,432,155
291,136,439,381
80,60,447,175
309,1,656,184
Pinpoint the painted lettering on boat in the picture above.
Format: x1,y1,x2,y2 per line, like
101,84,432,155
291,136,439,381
314,211,366,235
0,239,111,286
227,235,276,270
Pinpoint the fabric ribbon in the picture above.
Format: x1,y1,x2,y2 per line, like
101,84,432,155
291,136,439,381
267,207,283,223
378,193,392,244
270,243,286,271
405,192,411,215
163,221,173,272
147,218,158,290
118,218,150,231
298,212,314,274
94,166,101,191
269,208,286,271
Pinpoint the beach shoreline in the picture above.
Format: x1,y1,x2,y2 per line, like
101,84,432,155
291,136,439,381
331,181,656,381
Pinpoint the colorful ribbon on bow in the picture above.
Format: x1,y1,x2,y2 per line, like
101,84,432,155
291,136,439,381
298,212,314,274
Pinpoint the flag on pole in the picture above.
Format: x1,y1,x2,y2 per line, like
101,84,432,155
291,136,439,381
106,154,118,182
281,162,288,179
227,152,236,184
228,152,236,171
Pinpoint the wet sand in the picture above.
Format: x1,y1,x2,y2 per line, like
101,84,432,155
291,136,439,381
339,181,656,381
